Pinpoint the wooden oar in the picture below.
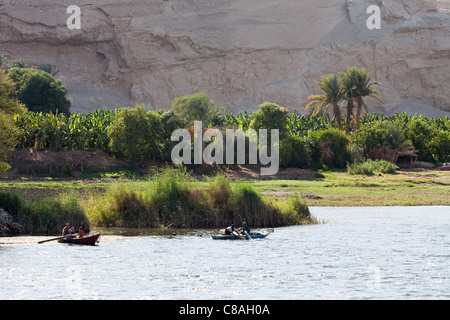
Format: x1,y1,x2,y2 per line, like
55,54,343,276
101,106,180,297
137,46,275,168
38,234,77,244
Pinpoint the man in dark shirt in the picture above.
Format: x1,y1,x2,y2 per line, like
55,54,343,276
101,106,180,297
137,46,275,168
242,221,250,235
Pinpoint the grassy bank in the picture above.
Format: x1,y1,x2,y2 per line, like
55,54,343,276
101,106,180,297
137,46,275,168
1,169,449,235
82,172,313,229
0,171,315,235
1,170,449,207
0,191,89,235
251,170,450,206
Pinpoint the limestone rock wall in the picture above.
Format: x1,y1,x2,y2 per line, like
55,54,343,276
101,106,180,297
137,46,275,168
0,0,449,113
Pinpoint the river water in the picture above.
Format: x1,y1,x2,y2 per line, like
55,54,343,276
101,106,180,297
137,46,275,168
0,206,448,300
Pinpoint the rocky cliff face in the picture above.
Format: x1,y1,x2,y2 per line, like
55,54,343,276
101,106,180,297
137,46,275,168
1,0,449,114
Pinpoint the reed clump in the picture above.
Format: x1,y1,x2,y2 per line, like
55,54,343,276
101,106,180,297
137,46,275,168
84,171,314,229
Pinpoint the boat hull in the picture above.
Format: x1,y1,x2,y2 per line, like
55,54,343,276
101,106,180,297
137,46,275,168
212,231,272,240
58,233,100,246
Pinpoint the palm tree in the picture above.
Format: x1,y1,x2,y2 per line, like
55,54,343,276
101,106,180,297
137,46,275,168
383,122,412,151
306,73,344,132
353,68,382,130
339,67,359,135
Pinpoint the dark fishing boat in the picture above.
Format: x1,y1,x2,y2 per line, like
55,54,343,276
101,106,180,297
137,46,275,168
212,228,273,240
58,233,101,246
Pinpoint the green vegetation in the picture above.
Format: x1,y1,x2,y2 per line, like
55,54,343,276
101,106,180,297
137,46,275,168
249,102,290,139
9,105,450,170
84,170,314,229
347,159,397,175
1,62,450,234
0,170,316,234
249,170,450,207
7,67,71,115
306,73,344,131
0,191,88,235
14,109,116,152
108,105,162,161
308,128,351,168
0,69,26,173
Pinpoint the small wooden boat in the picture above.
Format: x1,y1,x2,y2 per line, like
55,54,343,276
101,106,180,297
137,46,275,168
212,228,273,240
58,233,101,246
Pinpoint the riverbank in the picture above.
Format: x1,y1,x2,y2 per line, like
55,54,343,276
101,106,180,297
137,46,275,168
0,171,315,235
1,168,449,235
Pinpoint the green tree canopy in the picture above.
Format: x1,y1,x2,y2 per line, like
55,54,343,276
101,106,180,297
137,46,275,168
7,67,71,115
171,92,228,127
108,105,163,162
306,73,344,132
250,102,290,138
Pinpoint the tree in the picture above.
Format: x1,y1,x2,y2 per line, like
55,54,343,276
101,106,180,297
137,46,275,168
383,122,412,151
306,73,344,131
249,102,290,139
8,59,28,69
339,67,359,135
7,67,71,115
353,68,382,130
309,128,351,168
108,105,163,162
172,92,222,128
0,68,26,172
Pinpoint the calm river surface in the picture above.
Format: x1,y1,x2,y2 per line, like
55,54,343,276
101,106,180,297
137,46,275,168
0,206,449,300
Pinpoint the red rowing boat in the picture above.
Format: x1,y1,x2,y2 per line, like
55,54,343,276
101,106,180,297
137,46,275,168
58,233,100,246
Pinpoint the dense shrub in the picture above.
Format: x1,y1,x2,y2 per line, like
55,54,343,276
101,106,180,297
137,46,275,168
279,134,311,168
309,128,351,168
351,120,387,153
7,68,71,115
404,118,450,163
352,121,413,155
250,102,290,139
108,105,163,161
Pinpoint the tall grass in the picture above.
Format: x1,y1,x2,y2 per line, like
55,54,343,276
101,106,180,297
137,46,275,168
347,159,397,175
84,171,314,228
0,191,89,235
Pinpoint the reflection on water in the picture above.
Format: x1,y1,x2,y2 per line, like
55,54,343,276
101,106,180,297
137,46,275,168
0,206,449,299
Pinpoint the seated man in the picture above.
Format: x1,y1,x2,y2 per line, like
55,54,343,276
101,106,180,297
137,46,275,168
62,223,70,236
242,221,250,235
225,224,235,235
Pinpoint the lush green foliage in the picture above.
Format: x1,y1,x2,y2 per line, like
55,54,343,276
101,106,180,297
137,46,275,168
0,191,89,235
306,73,343,131
250,102,290,138
8,89,450,169
0,69,26,172
279,135,310,168
309,128,351,168
7,67,71,115
14,109,117,151
347,159,397,175
108,105,163,161
353,114,450,163
84,171,314,228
